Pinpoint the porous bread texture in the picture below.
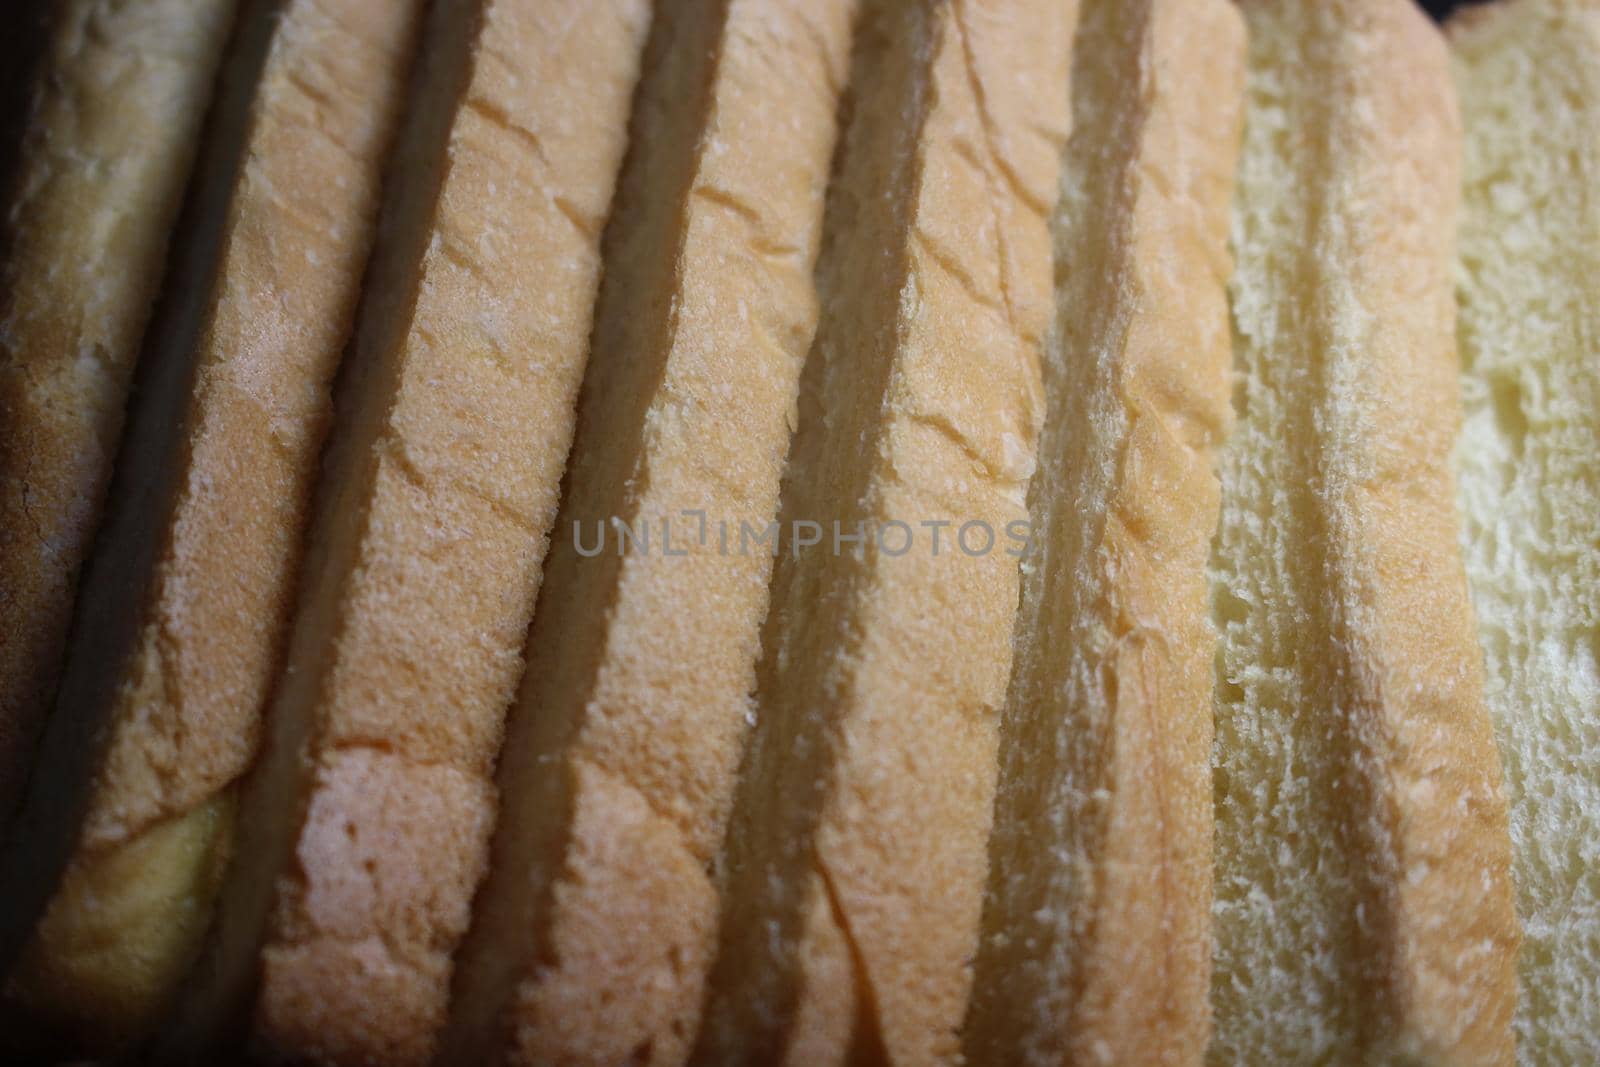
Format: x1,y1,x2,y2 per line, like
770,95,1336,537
692,0,1070,1062
438,1,854,1063
0,1,425,1051
1450,1,1600,1060
0,0,235,825
1210,2,1520,1064
155,1,652,1063
965,0,1242,1063
256,2,654,1060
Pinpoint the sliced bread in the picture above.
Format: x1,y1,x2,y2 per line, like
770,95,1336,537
965,0,1244,1062
155,1,653,1062
691,0,1072,1061
1451,1,1600,1059
439,1,856,1063
0,0,238,825
0,0,425,1054
1209,2,1521,1062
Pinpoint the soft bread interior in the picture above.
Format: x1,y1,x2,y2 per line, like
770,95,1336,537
1452,2,1600,1059
4,798,232,1050
1213,4,1520,1065
1208,7,1371,1058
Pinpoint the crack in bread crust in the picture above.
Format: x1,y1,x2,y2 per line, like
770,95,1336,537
246,4,655,1063
440,2,856,1063
693,1,1071,1062
149,2,653,1063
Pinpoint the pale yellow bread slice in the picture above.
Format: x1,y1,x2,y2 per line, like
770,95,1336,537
438,1,855,1063
1450,1,1600,1060
964,0,1244,1063
0,0,426,1054
1210,1,1520,1063
691,0,1073,1062
154,1,653,1063
0,0,237,825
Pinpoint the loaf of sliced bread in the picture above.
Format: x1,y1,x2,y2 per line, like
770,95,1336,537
0,0,237,826
1451,1,1600,1060
1209,2,1521,1063
155,1,653,1062
439,1,855,1063
692,0,1072,1061
964,0,1243,1063
0,0,425,1054
6,1,1584,1061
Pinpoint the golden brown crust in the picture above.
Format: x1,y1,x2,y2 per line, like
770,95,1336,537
218,2,655,1062
0,0,426,1050
438,1,855,1063
0,0,236,825
1211,2,1521,1063
693,0,1071,1062
965,1,1243,1063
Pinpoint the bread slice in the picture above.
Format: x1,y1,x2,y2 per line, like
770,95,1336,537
963,0,1243,1063
0,0,425,1054
1450,2,1600,1060
690,0,1072,1061
152,0,654,1062
1209,2,1521,1063
437,1,855,1063
0,0,237,825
